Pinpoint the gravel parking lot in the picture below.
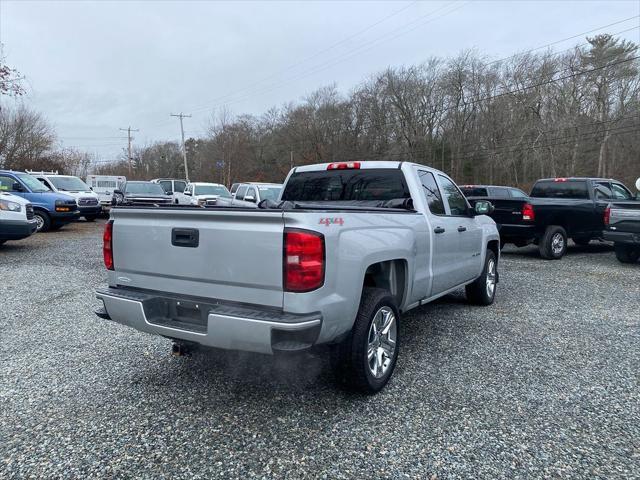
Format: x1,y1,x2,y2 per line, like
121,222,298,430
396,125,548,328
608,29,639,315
1,220,638,479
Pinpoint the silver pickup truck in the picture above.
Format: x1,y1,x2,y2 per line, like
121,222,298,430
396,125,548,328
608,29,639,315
96,161,500,392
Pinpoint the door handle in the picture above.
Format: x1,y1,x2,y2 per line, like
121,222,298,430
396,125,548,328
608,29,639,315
434,227,445,234
458,226,467,232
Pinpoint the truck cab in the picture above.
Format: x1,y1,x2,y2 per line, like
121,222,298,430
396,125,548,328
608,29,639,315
0,170,79,232
29,171,102,221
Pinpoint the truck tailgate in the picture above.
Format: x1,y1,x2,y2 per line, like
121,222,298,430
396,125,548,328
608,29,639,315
610,203,640,233
110,208,285,307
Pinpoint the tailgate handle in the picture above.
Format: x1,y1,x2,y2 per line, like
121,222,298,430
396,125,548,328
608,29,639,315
434,227,445,234
172,228,199,248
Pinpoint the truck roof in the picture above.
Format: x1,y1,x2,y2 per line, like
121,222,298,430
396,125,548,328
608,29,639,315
293,160,446,175
535,177,619,182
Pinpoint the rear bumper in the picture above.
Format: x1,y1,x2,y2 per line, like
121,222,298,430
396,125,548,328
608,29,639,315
0,219,38,240
603,230,640,245
95,287,322,354
498,224,537,242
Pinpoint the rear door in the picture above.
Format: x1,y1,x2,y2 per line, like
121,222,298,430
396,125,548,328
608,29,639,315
416,170,464,295
110,208,286,307
437,174,483,285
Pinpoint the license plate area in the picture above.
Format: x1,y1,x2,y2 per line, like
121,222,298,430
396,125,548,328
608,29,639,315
144,297,209,333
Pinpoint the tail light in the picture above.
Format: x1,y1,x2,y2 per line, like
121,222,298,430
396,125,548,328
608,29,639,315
327,162,360,170
284,229,325,292
522,203,535,221
604,206,610,226
103,220,114,270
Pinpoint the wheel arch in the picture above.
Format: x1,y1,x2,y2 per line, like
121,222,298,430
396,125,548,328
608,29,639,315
362,259,408,310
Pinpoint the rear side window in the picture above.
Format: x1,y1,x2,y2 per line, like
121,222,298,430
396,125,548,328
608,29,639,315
488,187,510,198
594,182,612,200
530,181,589,199
159,180,172,193
174,181,186,193
281,169,410,202
235,185,247,200
509,188,528,198
418,170,445,215
460,187,488,197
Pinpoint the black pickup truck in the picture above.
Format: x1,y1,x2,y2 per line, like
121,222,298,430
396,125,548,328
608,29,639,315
603,193,640,264
463,178,639,259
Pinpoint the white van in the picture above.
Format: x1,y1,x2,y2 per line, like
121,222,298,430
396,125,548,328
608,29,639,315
86,175,126,211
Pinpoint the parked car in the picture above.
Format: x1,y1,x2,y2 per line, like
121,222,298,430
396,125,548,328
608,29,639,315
150,178,188,204
603,177,640,264
95,161,500,393
112,181,174,206
29,171,102,222
0,192,38,245
0,170,79,232
231,182,283,207
184,182,232,206
465,177,639,259
86,175,126,213
460,184,528,199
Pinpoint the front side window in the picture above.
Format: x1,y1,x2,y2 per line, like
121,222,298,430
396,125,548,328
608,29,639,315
611,183,632,200
0,175,17,191
418,170,445,215
174,181,186,193
245,187,257,202
437,175,468,216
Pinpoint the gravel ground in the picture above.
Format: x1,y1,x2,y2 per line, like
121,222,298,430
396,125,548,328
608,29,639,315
1,220,639,479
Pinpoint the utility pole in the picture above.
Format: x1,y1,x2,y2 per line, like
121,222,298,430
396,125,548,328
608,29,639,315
119,126,139,177
171,113,192,181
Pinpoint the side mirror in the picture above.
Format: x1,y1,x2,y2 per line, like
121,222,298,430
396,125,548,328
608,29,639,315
165,191,173,196
184,191,191,196
244,195,256,203
113,189,122,195
12,182,24,192
474,200,494,215
635,177,640,193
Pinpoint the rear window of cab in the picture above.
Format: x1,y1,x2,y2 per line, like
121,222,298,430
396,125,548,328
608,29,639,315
281,169,410,202
530,180,589,199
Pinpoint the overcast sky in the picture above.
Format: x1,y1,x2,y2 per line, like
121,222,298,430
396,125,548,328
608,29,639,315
1,0,638,161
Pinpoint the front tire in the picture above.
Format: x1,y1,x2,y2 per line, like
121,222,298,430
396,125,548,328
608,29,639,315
331,287,400,394
539,225,567,259
614,244,640,264
33,210,51,232
466,249,497,305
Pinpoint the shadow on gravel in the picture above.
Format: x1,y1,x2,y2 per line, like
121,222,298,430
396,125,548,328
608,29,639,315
123,291,471,405
501,242,613,259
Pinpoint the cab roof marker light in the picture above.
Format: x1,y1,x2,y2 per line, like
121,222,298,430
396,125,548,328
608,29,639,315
327,162,361,170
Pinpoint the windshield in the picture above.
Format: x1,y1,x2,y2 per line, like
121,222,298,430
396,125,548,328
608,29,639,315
258,186,282,201
16,173,49,192
194,185,231,197
49,176,90,192
281,169,410,202
124,182,165,195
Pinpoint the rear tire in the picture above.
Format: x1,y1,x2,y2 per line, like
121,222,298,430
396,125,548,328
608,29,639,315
539,225,567,259
33,210,51,232
614,244,640,264
466,249,497,305
331,287,399,394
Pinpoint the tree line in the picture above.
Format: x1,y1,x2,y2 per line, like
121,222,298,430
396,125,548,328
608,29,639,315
3,34,639,190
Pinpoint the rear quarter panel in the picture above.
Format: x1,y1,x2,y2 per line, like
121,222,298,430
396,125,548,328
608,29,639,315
282,210,427,343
